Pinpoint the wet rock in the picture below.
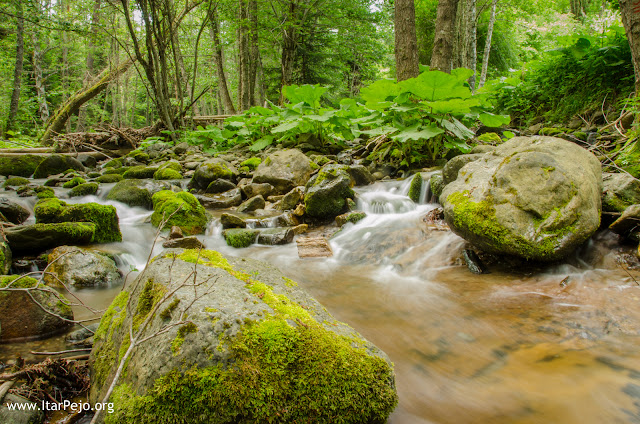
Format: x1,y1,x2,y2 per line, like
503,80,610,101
69,182,99,197
372,171,384,180
0,155,44,177
463,249,487,274
33,154,85,179
237,195,266,213
293,203,305,216
95,174,124,184
189,158,237,190
66,323,100,342
5,223,95,254
408,173,422,203
347,165,374,186
45,246,123,288
278,186,304,211
274,212,299,227
123,165,159,179
169,226,184,239
89,249,397,422
78,153,97,168
0,241,11,275
34,197,121,243
162,236,206,250
220,213,247,229
151,191,208,235
429,173,444,200
292,223,308,235
222,228,259,248
304,164,355,220
106,179,170,209
296,236,333,258
0,275,74,341
62,176,86,188
609,204,640,239
0,197,30,224
336,211,366,227
153,167,182,180
602,172,640,213
257,227,294,245
195,188,242,209
0,393,45,423
442,153,485,185
253,149,315,194
4,177,30,187
441,136,602,261
206,178,237,194
241,182,273,198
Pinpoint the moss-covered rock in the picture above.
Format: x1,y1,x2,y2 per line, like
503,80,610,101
336,211,367,227
430,172,444,200
34,198,121,243
476,132,502,144
123,165,158,179
150,190,208,235
69,182,99,197
127,150,150,164
62,176,87,188
408,173,423,203
304,164,355,220
35,186,55,199
0,155,44,177
440,136,602,261
0,241,11,275
89,249,398,423
0,275,74,341
153,168,182,180
104,158,124,169
106,179,170,209
4,177,30,187
222,228,259,248
102,167,128,175
33,154,85,179
5,222,96,254
189,158,237,190
602,172,640,213
240,157,261,170
95,174,124,183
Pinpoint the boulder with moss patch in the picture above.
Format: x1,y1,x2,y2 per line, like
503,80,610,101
95,174,124,184
0,155,44,177
0,241,11,275
123,166,158,179
34,198,121,243
106,179,170,209
89,249,398,423
0,275,74,341
62,176,87,188
440,136,602,261
253,149,315,194
33,155,85,179
0,198,30,224
150,190,208,235
4,177,30,187
189,158,237,190
5,222,96,254
601,172,640,213
222,228,259,248
70,182,99,197
45,246,123,288
304,164,355,220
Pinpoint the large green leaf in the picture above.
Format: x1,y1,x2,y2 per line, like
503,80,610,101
359,126,399,136
271,120,300,134
440,118,474,140
360,79,402,104
283,84,327,108
250,136,274,151
400,70,472,101
392,124,444,143
422,97,481,114
478,113,511,127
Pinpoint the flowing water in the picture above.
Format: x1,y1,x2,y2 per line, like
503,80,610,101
2,178,640,424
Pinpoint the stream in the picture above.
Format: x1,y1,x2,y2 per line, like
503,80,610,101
2,177,640,424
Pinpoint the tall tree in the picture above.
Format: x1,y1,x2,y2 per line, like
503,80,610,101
237,0,251,111
208,5,236,114
5,0,25,134
395,0,419,80
478,0,497,88
453,0,477,88
430,0,459,73
620,0,640,95
570,0,589,19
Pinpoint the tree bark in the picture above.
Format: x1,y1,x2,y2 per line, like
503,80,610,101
6,0,25,134
279,0,299,102
394,0,419,81
248,0,259,106
570,0,589,19
237,0,251,111
431,0,460,73
40,59,135,145
621,0,640,95
478,0,497,89
208,7,236,114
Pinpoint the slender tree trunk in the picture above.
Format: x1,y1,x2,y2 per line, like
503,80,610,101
431,0,460,73
570,0,589,19
280,1,299,102
208,7,236,114
237,0,251,111
469,0,477,92
394,0,419,81
6,0,25,134
248,0,259,106
32,34,50,126
621,0,640,95
77,0,102,131
478,0,497,89
256,52,266,106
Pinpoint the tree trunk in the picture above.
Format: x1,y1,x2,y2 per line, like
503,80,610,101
431,0,460,73
248,0,259,106
6,0,25,134
621,0,640,95
478,0,497,89
32,34,50,126
208,8,236,115
40,59,134,145
469,0,477,92
280,1,299,102
570,0,588,19
237,0,251,111
394,0,419,81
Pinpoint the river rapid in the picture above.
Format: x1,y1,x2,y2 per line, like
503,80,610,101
2,177,640,424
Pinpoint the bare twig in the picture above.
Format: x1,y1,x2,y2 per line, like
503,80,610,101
30,349,93,356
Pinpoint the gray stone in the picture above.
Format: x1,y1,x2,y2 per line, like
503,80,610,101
195,188,243,209
241,182,274,199
602,172,640,213
0,394,44,424
0,197,30,224
442,153,485,185
609,204,640,237
237,195,265,213
162,236,206,250
347,165,374,186
278,186,304,211
190,158,237,190
220,213,246,229
45,246,123,288
256,227,294,245
440,136,602,261
6,223,95,254
206,178,236,194
253,149,315,194
304,164,354,220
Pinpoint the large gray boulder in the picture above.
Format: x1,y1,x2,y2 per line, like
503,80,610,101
189,158,237,190
304,164,355,220
440,136,602,261
90,249,398,423
0,197,30,224
253,149,315,194
45,246,123,288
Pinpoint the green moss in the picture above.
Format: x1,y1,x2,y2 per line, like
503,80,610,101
160,298,180,321
123,166,158,179
150,190,208,235
572,131,587,141
35,187,55,199
476,132,502,144
95,174,124,183
282,277,298,287
132,280,168,332
153,168,182,180
408,173,422,203
539,127,568,136
93,291,130,387
222,228,259,248
127,150,150,163
103,167,128,175
0,155,44,177
70,182,99,197
104,158,124,169
0,275,39,289
240,157,261,170
62,176,87,188
170,322,198,355
4,177,30,187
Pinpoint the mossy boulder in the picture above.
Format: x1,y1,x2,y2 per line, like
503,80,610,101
236,195,265,213
240,157,262,170
0,197,30,224
253,149,315,194
5,222,96,254
104,158,124,168
0,275,74,341
150,190,208,235
4,176,30,187
33,154,85,179
102,167,128,175
0,155,44,177
442,153,485,185
106,179,170,209
126,150,151,164
0,241,11,275
34,198,121,243
408,173,423,202
430,172,444,200
89,249,398,423
95,174,124,183
336,211,367,227
62,176,87,188
304,164,355,220
70,182,99,197
440,136,602,261
602,172,640,213
35,186,55,199
123,165,159,179
45,246,123,288
189,158,237,190
153,167,182,180
223,228,259,248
